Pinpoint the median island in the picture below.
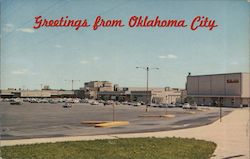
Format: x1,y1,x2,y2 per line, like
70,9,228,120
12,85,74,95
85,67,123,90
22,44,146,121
1,137,216,159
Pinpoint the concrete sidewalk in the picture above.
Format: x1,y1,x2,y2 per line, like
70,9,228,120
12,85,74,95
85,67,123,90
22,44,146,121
1,108,249,159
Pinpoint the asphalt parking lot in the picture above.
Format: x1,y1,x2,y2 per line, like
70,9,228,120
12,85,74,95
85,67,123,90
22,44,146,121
0,102,233,140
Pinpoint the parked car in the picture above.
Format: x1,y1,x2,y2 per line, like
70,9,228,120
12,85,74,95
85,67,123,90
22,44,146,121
98,100,105,104
122,101,128,105
127,102,133,106
10,101,22,105
23,99,30,102
182,103,191,109
39,99,49,103
30,99,39,103
190,103,198,109
104,101,113,106
175,103,183,107
49,100,58,104
80,99,89,103
139,101,145,105
159,103,168,108
168,103,176,108
90,101,99,105
63,103,72,108
133,102,141,106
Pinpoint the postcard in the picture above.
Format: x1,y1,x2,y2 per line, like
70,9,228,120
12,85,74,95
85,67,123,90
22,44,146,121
0,0,249,159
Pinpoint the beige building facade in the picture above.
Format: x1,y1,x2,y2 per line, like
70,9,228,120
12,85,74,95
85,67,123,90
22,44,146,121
187,72,250,107
130,87,183,104
84,81,113,99
96,87,183,104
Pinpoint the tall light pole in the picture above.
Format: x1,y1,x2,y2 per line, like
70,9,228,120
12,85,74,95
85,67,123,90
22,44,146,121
65,80,80,90
136,66,159,112
219,97,222,122
40,84,43,98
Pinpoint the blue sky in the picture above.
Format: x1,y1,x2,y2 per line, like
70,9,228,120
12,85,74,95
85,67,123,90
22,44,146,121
1,0,249,90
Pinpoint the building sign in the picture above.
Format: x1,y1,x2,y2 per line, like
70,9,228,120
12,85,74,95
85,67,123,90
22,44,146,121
226,79,239,83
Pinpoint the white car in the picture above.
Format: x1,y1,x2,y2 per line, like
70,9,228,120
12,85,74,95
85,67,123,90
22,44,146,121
133,102,141,106
122,101,128,105
90,101,99,105
182,103,191,109
80,99,89,103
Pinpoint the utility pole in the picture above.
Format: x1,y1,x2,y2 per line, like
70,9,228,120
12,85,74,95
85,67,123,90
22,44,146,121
219,97,222,122
136,66,159,112
65,80,80,90
220,100,222,122
40,84,43,98
112,103,115,122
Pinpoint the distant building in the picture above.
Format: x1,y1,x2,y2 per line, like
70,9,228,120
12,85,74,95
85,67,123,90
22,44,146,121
0,89,76,98
97,87,183,104
130,87,183,104
1,81,185,103
114,84,120,91
42,85,50,90
84,81,113,99
186,72,250,107
0,89,21,98
97,91,130,101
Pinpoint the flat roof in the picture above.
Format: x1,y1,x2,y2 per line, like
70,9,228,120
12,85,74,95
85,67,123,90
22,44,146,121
188,72,250,77
188,95,241,98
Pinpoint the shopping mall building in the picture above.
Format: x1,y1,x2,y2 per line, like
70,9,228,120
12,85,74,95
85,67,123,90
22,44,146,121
187,72,250,107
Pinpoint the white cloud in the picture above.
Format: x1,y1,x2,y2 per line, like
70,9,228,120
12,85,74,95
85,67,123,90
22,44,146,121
17,28,35,33
93,57,100,61
230,61,239,65
55,44,62,48
80,57,100,64
158,54,178,59
80,60,89,64
3,24,15,32
31,73,37,75
11,69,29,75
167,54,178,59
158,55,167,59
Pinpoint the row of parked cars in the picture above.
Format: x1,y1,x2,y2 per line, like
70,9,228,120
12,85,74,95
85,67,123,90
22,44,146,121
1,98,23,105
1,98,198,109
1,98,82,104
142,102,197,109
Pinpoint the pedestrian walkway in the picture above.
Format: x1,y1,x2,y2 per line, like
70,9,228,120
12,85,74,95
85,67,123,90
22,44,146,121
1,108,249,159
114,108,250,159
